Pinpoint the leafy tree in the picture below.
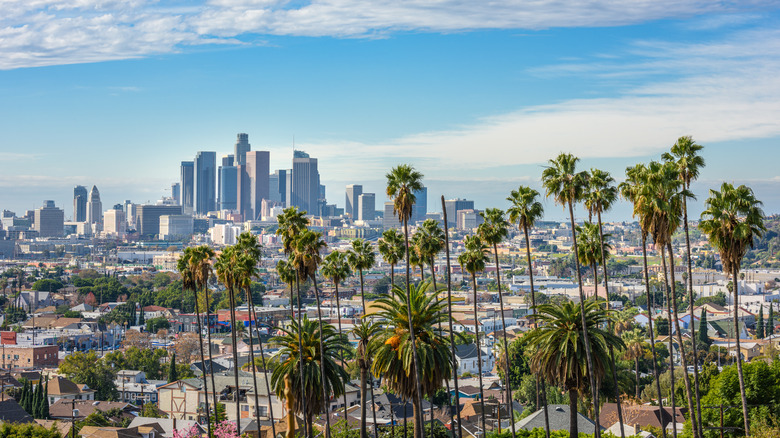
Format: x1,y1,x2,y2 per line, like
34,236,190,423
0,422,61,438
757,307,765,339
496,337,530,391
31,278,63,291
168,352,178,382
145,316,169,333
697,309,711,348
769,306,775,336
59,351,118,400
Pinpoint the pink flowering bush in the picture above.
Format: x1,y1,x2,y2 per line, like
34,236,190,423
172,425,200,438
213,420,240,438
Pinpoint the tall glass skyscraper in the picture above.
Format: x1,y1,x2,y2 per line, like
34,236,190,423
291,151,319,215
219,165,238,210
180,161,194,215
234,133,250,166
73,185,87,222
194,151,217,214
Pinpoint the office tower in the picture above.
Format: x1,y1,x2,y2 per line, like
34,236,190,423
171,183,180,205
73,186,87,222
444,198,475,227
383,202,400,229
103,209,126,236
219,165,238,211
33,200,64,237
222,155,235,167
413,186,428,222
358,193,375,221
217,155,235,209
457,209,484,231
269,171,281,203
234,133,250,166
159,215,194,240
285,170,293,207
86,186,102,225
194,151,217,214
136,205,182,237
181,161,194,215
345,184,363,219
291,151,319,214
238,150,270,221
124,201,136,229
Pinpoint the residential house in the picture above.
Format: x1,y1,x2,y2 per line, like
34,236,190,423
600,403,686,434
128,418,207,438
49,400,137,422
516,405,602,435
454,344,494,376
47,376,96,405
0,395,34,424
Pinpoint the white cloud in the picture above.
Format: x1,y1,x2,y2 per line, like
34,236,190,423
1,0,777,69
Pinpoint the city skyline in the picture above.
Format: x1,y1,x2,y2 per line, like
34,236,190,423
2,3,780,220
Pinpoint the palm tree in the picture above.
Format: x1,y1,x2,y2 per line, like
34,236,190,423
458,235,489,434
321,251,353,427
700,182,766,436
476,208,516,437
386,164,426,436
189,245,219,421
352,319,383,438
541,152,602,436
525,300,624,438
214,246,242,430
372,282,454,438
291,229,333,437
440,195,463,438
506,185,549,438
346,238,379,436
619,163,667,438
662,135,706,437
575,222,611,298
378,229,405,295
621,328,645,400
270,316,350,432
176,249,212,436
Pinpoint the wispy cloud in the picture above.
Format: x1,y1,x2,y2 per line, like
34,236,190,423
1,0,777,69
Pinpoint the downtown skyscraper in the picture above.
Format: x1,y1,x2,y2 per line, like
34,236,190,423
73,185,87,222
180,161,194,215
238,150,269,220
194,151,217,214
291,150,319,215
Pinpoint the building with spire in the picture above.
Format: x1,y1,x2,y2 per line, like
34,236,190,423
86,186,102,225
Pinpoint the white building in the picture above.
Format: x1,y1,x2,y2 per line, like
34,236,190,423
159,215,194,240
103,209,126,236
210,223,244,245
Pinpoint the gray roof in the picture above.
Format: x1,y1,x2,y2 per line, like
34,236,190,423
0,399,34,424
516,405,602,434
454,344,481,359
128,418,206,437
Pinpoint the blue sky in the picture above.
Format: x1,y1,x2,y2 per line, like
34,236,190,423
2,1,780,222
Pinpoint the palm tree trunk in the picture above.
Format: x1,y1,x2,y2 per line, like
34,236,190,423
635,358,640,399
568,388,578,438
430,261,453,431
203,288,219,420
682,197,703,438
244,287,264,435
593,263,598,299
472,276,487,436
360,366,368,438
403,217,426,438
567,200,601,438
596,210,625,438
390,263,395,297
412,394,422,438
660,249,677,438
358,269,379,438
441,196,463,438
311,276,332,438
492,243,517,438
295,276,309,438
192,288,212,437
524,224,550,438
642,234,667,438
667,242,698,438
733,266,751,436
226,284,241,433
333,281,349,431
249,301,275,438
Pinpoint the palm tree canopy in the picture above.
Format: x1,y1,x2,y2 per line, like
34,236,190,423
585,168,618,216
347,238,376,273
414,219,445,265
662,136,705,188
270,316,350,417
189,245,215,291
371,282,453,400
541,153,588,207
276,259,297,288
458,235,489,277
506,185,544,231
215,246,237,291
525,300,624,393
321,251,352,285
621,328,646,362
352,319,383,369
699,182,766,274
477,208,509,247
643,160,692,248
618,163,653,237
291,229,327,282
236,232,262,261
378,229,406,267
275,207,310,256
386,164,424,223
177,248,196,293
576,222,612,269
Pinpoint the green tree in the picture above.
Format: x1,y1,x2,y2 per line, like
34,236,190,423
700,182,766,436
0,422,61,438
621,328,646,400
525,300,625,438
757,307,765,339
31,278,63,291
377,229,405,295
496,337,530,390
697,309,711,349
768,306,775,336
168,352,178,382
352,319,383,438
575,222,611,298
59,351,118,400
145,317,170,333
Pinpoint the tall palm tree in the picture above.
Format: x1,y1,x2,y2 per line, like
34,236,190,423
270,316,350,431
176,249,211,436
700,182,766,436
507,185,549,438
662,136,705,437
440,195,463,438
476,208,516,437
189,245,219,421
526,300,624,438
645,160,697,438
321,251,353,427
372,282,454,438
541,152,602,436
458,235,489,434
620,163,667,438
352,319,383,438
291,229,333,438
621,328,645,400
575,222,610,298
378,229,405,295
214,246,242,431
386,164,426,437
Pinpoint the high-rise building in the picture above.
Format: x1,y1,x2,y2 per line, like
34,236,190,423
194,151,217,214
136,205,182,237
171,183,181,205
238,151,270,221
103,209,127,236
291,151,319,215
159,215,194,240
217,155,234,208
87,186,102,225
219,165,238,211
234,133,250,166
180,161,194,215
383,202,400,229
269,170,288,204
358,193,375,221
413,186,428,222
345,184,363,219
34,200,64,237
457,209,484,231
73,186,87,222
444,198,475,227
